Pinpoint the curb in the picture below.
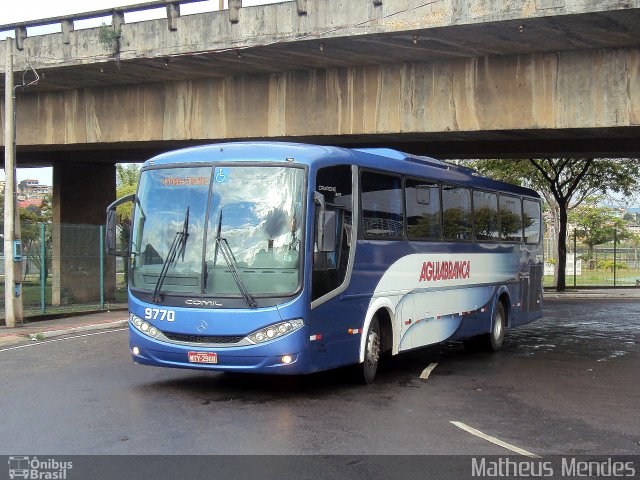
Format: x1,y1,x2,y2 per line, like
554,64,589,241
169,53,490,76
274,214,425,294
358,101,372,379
27,319,129,341
544,294,640,300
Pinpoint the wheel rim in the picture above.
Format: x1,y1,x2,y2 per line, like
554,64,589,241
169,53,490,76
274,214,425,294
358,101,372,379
493,311,503,339
366,330,380,368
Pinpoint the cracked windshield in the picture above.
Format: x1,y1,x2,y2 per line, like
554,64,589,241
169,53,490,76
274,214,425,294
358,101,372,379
130,166,305,297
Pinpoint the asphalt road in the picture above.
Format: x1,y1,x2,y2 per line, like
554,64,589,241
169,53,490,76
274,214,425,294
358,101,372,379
0,298,639,456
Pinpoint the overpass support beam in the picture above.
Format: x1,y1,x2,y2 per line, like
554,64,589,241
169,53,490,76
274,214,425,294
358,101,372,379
51,162,116,306
166,3,180,31
14,27,27,51
229,0,242,23
112,11,125,32
61,19,74,45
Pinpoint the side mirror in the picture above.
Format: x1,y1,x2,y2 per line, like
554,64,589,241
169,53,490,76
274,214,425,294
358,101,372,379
106,194,135,257
315,191,337,253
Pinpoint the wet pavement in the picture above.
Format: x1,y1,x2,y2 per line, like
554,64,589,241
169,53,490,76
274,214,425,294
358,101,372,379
0,298,638,456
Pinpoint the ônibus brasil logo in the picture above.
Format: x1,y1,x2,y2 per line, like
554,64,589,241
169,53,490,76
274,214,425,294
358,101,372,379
419,260,471,283
8,456,73,479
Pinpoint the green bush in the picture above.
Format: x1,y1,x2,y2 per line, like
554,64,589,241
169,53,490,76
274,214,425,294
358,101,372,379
596,259,628,271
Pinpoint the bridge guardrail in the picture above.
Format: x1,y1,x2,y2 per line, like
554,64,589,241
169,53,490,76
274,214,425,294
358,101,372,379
0,0,314,50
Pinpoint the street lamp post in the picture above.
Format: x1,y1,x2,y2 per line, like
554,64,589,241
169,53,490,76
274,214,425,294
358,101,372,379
3,37,24,327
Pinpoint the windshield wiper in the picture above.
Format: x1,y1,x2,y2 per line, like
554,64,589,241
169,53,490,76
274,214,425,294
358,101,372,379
152,206,189,303
214,211,257,308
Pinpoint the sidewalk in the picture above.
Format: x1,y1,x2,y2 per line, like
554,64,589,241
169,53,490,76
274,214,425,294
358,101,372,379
0,310,129,348
543,287,640,299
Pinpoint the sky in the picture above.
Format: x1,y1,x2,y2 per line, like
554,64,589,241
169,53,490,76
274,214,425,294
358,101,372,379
0,0,280,186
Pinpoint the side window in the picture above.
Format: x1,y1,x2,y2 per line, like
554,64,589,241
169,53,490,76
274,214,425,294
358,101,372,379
313,165,353,301
442,186,472,241
523,199,542,244
361,171,404,239
473,191,499,241
499,195,523,242
405,179,441,240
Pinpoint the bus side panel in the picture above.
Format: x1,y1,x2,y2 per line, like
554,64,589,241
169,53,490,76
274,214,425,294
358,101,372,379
308,296,370,371
354,240,521,351
513,242,544,326
407,285,497,347
305,239,536,370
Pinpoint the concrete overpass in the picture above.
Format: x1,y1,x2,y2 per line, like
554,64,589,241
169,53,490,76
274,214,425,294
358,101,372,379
1,0,639,304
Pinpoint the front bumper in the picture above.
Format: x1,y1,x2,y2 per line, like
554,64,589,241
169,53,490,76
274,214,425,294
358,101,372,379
128,322,311,374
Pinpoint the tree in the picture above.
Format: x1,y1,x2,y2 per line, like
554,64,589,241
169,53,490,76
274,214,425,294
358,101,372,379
115,164,140,284
466,159,640,291
117,163,140,188
19,197,53,280
570,201,629,265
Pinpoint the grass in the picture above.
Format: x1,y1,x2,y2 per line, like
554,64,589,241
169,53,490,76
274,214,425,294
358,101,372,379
544,267,640,287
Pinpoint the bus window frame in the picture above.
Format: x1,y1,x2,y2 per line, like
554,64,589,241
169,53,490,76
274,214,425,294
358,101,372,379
359,168,406,241
441,182,475,243
471,188,501,244
522,198,543,245
311,164,359,309
498,193,524,243
404,176,443,242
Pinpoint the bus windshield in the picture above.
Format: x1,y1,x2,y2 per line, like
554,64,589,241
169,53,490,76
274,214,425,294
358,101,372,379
130,165,305,298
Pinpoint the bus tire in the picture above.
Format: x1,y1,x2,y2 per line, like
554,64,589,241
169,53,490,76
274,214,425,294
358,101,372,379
355,317,381,384
483,301,506,351
463,301,506,352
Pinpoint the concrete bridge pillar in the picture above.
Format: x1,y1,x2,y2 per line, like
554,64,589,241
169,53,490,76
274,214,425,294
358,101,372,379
51,162,116,306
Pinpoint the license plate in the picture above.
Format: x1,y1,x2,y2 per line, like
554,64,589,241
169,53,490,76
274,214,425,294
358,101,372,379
188,352,218,364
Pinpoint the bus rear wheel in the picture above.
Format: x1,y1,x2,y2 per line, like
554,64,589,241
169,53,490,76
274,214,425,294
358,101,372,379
463,301,506,352
355,317,381,384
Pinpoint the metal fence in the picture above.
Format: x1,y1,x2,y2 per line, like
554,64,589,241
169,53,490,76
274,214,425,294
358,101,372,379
1,222,127,321
544,229,640,287
3,221,638,320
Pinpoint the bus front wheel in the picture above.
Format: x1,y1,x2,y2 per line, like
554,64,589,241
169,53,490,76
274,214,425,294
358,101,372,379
355,317,381,384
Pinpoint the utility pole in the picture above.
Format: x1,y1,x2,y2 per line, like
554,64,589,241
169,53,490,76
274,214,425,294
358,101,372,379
4,37,24,327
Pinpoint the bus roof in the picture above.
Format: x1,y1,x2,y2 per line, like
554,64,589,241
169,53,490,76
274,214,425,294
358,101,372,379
144,142,540,199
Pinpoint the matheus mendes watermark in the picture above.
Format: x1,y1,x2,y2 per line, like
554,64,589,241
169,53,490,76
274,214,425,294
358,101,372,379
471,457,637,478
8,456,73,479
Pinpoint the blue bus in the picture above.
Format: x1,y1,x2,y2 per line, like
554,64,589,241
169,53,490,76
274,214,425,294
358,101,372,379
106,142,543,383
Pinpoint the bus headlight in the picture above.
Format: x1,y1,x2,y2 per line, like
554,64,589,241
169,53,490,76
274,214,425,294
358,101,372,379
130,314,160,338
247,319,304,344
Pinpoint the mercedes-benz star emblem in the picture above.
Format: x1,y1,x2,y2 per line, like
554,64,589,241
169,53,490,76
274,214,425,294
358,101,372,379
197,320,208,333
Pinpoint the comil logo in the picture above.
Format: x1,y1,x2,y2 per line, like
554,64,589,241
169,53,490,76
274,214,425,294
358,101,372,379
8,456,73,479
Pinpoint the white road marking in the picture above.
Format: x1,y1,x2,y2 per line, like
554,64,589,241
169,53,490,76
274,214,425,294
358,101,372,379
450,421,541,458
419,362,438,380
0,328,127,353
